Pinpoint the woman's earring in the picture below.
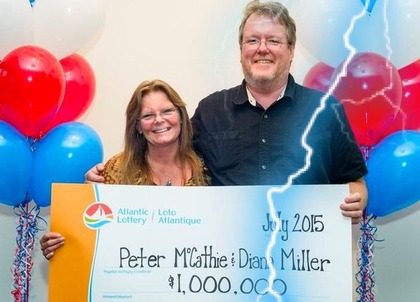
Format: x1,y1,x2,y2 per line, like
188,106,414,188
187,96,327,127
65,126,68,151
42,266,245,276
136,119,143,134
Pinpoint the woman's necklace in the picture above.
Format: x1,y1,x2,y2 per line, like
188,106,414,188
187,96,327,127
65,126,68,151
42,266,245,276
148,159,181,186
151,167,175,186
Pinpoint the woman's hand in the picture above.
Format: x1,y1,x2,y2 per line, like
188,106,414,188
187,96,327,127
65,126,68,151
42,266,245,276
40,232,65,260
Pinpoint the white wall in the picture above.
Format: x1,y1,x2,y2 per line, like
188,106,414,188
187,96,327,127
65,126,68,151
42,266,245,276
374,203,420,301
0,0,419,301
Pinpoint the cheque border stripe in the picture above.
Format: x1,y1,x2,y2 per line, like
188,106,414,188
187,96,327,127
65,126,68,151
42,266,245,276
48,183,97,302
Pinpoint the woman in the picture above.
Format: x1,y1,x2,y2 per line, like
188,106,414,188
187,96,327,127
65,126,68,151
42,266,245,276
102,79,208,186
41,79,209,259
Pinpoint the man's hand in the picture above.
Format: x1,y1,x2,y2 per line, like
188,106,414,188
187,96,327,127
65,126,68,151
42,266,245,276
84,163,105,183
341,178,368,224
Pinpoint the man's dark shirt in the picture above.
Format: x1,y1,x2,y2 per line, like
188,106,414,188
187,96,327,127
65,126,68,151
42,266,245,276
191,74,368,186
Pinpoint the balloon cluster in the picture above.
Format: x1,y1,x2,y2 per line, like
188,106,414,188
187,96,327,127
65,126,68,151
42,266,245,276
0,0,105,208
294,0,420,219
303,55,420,221
293,3,420,300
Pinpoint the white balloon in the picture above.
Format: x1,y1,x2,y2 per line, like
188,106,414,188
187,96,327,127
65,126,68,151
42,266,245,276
287,0,420,68
0,0,34,59
374,0,420,68
32,0,106,59
286,0,364,67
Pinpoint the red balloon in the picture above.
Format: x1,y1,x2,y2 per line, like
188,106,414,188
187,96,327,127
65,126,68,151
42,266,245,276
0,93,3,120
303,61,334,93
331,52,402,147
379,59,420,140
41,53,96,135
0,45,65,137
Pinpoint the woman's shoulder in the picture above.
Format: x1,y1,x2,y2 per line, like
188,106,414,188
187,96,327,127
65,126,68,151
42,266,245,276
104,153,124,168
103,153,124,184
185,156,211,186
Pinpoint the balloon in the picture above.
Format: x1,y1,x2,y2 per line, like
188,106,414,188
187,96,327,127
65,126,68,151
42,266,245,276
371,0,420,68
360,0,377,13
0,121,32,206
286,0,365,67
31,122,103,207
0,0,33,59
303,62,334,93
379,59,420,140
331,52,402,147
288,0,420,68
32,0,106,59
366,130,420,217
41,54,96,135
0,45,65,138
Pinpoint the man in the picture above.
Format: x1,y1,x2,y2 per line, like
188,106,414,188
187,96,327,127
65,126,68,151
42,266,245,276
84,0,367,225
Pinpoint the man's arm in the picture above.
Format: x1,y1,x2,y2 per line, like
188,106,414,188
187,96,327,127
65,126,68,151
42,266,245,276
84,163,105,183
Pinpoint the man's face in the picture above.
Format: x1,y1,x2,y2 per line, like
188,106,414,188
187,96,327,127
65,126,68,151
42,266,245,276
240,13,294,88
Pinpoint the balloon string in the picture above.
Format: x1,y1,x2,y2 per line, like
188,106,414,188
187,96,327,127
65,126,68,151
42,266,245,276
359,144,374,161
355,142,378,301
11,202,45,302
356,211,380,302
26,137,39,152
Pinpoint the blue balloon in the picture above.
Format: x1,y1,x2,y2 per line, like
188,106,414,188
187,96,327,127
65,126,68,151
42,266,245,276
366,130,420,217
31,122,103,207
0,121,32,206
360,0,376,13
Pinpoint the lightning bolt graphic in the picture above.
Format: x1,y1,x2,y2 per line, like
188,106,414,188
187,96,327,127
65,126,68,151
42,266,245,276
329,0,401,154
263,0,394,300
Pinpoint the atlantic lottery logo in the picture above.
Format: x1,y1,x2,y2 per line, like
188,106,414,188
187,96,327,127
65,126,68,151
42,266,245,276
83,202,114,229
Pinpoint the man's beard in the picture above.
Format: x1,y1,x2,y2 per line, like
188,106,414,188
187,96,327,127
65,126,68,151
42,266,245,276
242,67,277,88
242,62,289,90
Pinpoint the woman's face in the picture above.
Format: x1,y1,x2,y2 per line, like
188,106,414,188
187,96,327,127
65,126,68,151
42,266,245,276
138,90,181,149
